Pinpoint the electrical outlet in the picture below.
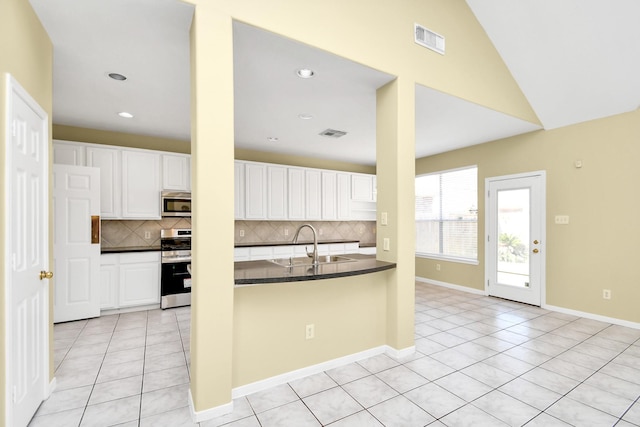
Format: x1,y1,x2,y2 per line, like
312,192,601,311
284,228,289,236
381,212,388,225
319,228,323,236
144,231,151,239
603,289,611,300
305,324,315,340
436,264,441,271
555,215,570,225
239,229,245,237
383,238,390,251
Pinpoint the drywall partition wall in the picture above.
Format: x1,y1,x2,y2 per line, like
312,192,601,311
53,124,191,154
0,0,53,422
376,79,416,350
185,0,540,417
233,272,389,387
415,109,640,323
189,5,236,416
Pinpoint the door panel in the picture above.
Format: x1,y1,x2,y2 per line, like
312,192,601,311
486,173,545,306
8,75,49,427
53,164,101,323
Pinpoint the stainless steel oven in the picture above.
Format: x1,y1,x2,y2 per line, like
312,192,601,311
160,228,191,309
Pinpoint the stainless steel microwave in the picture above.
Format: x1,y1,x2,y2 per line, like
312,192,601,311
161,191,191,217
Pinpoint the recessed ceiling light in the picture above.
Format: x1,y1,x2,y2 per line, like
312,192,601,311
118,112,134,118
108,72,127,81
267,137,279,142
296,68,315,79
298,113,314,120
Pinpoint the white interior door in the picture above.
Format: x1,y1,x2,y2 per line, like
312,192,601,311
6,75,50,427
53,164,101,323
486,172,546,306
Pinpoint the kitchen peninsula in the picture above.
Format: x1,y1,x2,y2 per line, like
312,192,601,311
235,253,395,285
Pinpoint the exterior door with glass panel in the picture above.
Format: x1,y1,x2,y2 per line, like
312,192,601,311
486,173,545,306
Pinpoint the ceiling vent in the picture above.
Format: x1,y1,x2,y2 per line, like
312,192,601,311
319,129,347,138
414,23,445,55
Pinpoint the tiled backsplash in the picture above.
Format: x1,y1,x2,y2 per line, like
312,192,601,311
101,218,191,248
234,220,376,245
102,218,375,248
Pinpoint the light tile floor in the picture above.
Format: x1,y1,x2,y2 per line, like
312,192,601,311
30,282,640,426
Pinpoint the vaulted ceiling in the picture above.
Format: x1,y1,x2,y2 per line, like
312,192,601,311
30,0,640,165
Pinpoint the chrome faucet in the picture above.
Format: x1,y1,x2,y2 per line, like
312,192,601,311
292,224,319,266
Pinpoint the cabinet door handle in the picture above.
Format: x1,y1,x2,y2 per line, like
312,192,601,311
91,215,100,244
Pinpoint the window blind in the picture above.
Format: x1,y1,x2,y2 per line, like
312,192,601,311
416,166,478,261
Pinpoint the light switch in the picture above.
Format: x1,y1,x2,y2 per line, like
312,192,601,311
381,212,388,226
555,215,569,225
383,238,390,251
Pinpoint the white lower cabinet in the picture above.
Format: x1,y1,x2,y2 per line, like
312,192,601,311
234,242,361,261
100,252,160,311
99,254,119,310
359,246,376,255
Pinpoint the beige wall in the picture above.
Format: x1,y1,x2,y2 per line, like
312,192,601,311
53,124,190,153
0,0,53,422
186,0,537,415
233,272,389,386
416,109,640,323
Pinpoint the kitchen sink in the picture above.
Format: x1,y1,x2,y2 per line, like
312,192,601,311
268,255,356,267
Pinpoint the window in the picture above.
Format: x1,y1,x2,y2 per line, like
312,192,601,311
416,166,478,262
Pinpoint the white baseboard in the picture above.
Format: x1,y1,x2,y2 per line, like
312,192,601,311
188,388,234,423
47,377,57,398
189,344,416,423
544,304,640,330
418,276,640,330
231,345,388,398
385,345,416,359
415,276,486,296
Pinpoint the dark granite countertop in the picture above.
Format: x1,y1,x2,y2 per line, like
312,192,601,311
101,246,161,254
234,253,395,285
234,239,360,248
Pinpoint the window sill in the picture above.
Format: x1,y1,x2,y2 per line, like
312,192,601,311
415,253,479,266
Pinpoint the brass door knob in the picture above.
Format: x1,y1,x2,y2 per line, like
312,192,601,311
532,249,539,254
39,271,53,280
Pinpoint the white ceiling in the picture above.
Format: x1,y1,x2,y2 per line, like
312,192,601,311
30,0,640,166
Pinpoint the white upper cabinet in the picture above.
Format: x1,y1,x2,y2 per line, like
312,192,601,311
267,165,288,220
336,173,351,220
351,173,375,202
288,167,305,220
162,154,191,191
244,162,267,219
53,140,85,166
321,171,337,220
121,150,162,219
305,169,322,220
86,146,121,218
54,140,191,220
234,161,245,220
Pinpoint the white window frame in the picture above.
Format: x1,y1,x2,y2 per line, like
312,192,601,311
415,165,479,265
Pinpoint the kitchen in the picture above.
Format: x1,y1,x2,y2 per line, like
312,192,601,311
7,0,640,425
